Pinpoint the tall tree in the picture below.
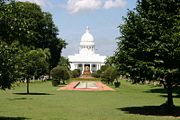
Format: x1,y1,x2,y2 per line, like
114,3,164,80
0,0,66,89
114,0,180,110
0,0,66,71
21,48,50,94
0,41,19,89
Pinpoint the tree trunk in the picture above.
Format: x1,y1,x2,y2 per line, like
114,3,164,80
48,65,51,80
161,82,175,114
166,83,174,108
27,78,30,94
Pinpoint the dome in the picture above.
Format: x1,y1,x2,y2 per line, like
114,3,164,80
81,26,94,42
79,26,95,54
79,48,91,54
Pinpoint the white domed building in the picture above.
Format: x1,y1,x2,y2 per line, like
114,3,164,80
68,27,106,74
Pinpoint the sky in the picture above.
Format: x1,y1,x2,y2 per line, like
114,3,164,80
18,0,137,57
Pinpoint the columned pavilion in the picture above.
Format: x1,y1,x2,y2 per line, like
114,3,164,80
68,27,106,74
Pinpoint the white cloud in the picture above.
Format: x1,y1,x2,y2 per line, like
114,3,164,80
67,0,102,13
104,0,127,9
17,0,128,13
66,0,127,13
17,0,52,7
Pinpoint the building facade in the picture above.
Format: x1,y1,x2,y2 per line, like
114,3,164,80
68,27,106,74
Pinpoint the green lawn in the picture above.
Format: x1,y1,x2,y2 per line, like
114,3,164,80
0,80,179,120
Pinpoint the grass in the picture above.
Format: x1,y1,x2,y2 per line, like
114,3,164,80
0,80,179,120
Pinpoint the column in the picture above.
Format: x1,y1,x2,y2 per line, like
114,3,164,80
75,64,78,69
96,64,98,71
74,64,76,69
99,64,101,70
97,64,100,70
90,64,92,73
82,63,84,74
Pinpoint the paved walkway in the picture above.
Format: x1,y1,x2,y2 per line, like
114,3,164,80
59,81,114,91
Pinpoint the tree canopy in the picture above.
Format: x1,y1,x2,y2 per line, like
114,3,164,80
0,0,66,90
113,0,180,109
58,56,70,70
0,0,66,68
0,42,19,89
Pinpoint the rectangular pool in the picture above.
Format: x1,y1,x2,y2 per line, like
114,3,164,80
75,81,98,89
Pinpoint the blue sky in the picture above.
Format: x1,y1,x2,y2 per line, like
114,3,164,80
18,0,137,56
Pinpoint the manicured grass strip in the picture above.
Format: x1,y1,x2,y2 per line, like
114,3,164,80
0,80,179,120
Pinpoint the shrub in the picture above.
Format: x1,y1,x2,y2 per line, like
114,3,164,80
50,66,70,86
52,79,60,86
91,71,100,78
114,79,121,88
114,82,120,88
101,66,119,84
71,69,81,78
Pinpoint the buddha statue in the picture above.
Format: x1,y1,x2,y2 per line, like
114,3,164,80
82,65,91,76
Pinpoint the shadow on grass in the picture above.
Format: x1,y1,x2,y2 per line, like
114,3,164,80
146,88,166,94
0,116,30,120
145,86,180,95
117,106,180,117
13,92,53,95
7,97,28,101
160,94,180,98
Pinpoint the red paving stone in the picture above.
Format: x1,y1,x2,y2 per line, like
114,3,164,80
59,81,114,91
